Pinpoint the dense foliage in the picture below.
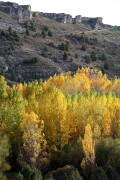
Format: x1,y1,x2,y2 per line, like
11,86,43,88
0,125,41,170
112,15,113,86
0,68,120,179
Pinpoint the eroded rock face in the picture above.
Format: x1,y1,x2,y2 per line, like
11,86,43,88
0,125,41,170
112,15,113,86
82,17,103,29
39,12,73,23
0,1,32,21
74,15,82,23
0,1,104,29
38,12,103,29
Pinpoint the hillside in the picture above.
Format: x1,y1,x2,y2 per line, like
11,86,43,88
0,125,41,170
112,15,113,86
0,2,120,83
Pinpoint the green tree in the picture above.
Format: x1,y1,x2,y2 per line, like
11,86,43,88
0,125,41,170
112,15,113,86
104,61,110,70
90,167,108,180
48,30,53,37
90,51,97,61
26,28,30,36
81,44,86,51
101,53,107,61
105,165,120,180
63,52,68,60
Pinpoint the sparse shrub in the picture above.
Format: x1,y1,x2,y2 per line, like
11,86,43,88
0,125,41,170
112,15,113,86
0,30,6,36
30,21,36,31
10,43,15,51
70,57,73,62
23,57,38,65
58,42,69,51
8,26,12,35
44,46,49,52
101,67,105,74
41,51,48,58
48,42,55,47
24,21,29,29
11,69,17,81
12,31,21,42
41,30,46,38
0,66,3,76
75,53,78,58
24,20,36,32
5,47,13,55
90,51,97,61
81,44,86,51
104,61,110,70
43,26,49,32
101,53,107,61
26,28,30,36
48,30,53,37
84,55,91,63
63,52,68,60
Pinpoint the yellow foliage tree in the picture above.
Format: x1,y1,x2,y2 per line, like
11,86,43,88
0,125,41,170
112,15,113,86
38,87,69,150
81,124,96,177
0,133,10,180
19,112,47,167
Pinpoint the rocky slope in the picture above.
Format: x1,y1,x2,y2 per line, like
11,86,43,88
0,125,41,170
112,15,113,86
0,1,120,83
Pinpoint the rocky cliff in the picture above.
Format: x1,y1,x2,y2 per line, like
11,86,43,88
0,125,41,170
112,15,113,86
0,1,105,29
0,1,32,21
38,12,103,29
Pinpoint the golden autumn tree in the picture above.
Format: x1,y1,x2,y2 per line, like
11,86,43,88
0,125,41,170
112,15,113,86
81,124,96,178
0,133,10,180
114,110,120,138
102,111,111,137
18,112,48,168
38,86,69,150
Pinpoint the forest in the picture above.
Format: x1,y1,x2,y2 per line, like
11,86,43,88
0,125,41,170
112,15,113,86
0,67,120,179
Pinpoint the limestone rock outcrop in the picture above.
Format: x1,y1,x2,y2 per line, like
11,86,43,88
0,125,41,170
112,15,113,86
0,1,32,21
38,12,103,29
0,1,106,30
39,12,73,23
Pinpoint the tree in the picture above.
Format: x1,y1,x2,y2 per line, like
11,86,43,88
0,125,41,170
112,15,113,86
48,30,53,37
20,165,43,180
8,26,12,35
81,44,86,51
104,61,110,70
102,111,111,137
18,112,47,168
90,51,97,61
115,110,120,138
26,28,30,36
0,133,10,180
105,165,120,180
90,167,108,180
101,53,107,61
63,52,68,60
81,124,96,178
38,87,69,150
